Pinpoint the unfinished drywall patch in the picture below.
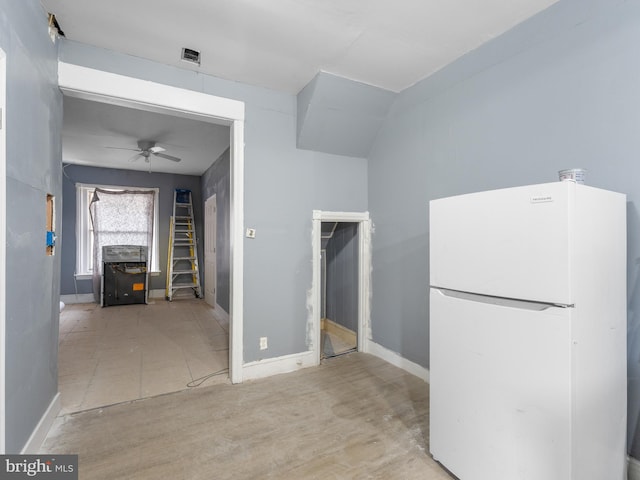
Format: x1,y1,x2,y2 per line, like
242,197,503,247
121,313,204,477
305,285,316,354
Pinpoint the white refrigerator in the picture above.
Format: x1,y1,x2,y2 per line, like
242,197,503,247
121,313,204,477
429,181,627,480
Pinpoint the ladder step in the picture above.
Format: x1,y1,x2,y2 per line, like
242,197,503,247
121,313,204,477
167,189,202,301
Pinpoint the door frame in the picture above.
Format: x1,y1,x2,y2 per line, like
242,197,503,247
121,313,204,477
311,211,371,366
57,63,245,383
204,194,217,308
0,47,7,453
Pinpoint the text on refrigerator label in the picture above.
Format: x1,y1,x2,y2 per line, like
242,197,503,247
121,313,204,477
530,195,553,203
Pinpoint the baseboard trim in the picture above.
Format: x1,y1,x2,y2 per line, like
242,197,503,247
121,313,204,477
148,289,166,299
366,340,429,383
629,456,640,480
60,293,94,304
21,393,60,454
62,289,165,303
242,350,316,382
214,303,230,325
322,318,357,345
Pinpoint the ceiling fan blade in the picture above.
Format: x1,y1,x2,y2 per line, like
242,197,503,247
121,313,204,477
127,153,143,163
148,146,166,154
154,152,182,162
105,146,141,152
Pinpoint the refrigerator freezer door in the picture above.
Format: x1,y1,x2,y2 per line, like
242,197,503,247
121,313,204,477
429,288,573,480
430,182,572,305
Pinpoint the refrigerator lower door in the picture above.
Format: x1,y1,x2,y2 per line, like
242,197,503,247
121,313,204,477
429,288,573,480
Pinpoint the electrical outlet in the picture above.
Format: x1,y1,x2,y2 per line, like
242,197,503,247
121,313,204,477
246,228,256,239
259,337,268,350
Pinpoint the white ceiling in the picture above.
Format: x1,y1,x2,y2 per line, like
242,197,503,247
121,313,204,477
62,97,230,176
42,0,557,94
45,0,558,175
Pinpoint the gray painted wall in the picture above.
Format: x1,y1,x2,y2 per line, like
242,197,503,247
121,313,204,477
0,1,62,452
59,40,369,362
297,72,395,157
201,148,230,312
367,0,640,456
60,164,203,295
325,222,358,332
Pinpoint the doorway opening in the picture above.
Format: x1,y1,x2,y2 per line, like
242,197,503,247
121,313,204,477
311,211,371,365
320,222,358,359
57,63,245,385
0,47,6,453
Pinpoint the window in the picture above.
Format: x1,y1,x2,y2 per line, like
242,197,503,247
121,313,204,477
76,184,160,278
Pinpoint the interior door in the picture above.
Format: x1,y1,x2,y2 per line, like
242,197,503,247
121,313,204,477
204,195,217,307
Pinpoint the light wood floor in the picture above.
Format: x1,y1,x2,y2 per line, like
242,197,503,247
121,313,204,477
42,352,454,479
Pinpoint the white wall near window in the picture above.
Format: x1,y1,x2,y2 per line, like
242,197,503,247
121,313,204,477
75,183,160,278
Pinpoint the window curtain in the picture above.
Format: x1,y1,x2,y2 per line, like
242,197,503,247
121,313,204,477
90,188,155,302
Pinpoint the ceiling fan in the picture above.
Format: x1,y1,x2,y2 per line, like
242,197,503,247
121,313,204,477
106,140,182,163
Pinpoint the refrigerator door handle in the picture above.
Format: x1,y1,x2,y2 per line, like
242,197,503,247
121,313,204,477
432,287,574,311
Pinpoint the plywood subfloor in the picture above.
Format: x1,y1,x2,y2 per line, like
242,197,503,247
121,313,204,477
42,353,454,479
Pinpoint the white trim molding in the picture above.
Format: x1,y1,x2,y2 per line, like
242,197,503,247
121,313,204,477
366,340,430,383
21,393,60,454
242,351,316,382
58,63,244,122
229,120,244,384
214,304,230,324
0,48,7,454
57,62,246,385
310,211,371,367
60,293,95,305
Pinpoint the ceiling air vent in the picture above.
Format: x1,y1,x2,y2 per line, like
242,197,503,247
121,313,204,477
181,48,201,66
